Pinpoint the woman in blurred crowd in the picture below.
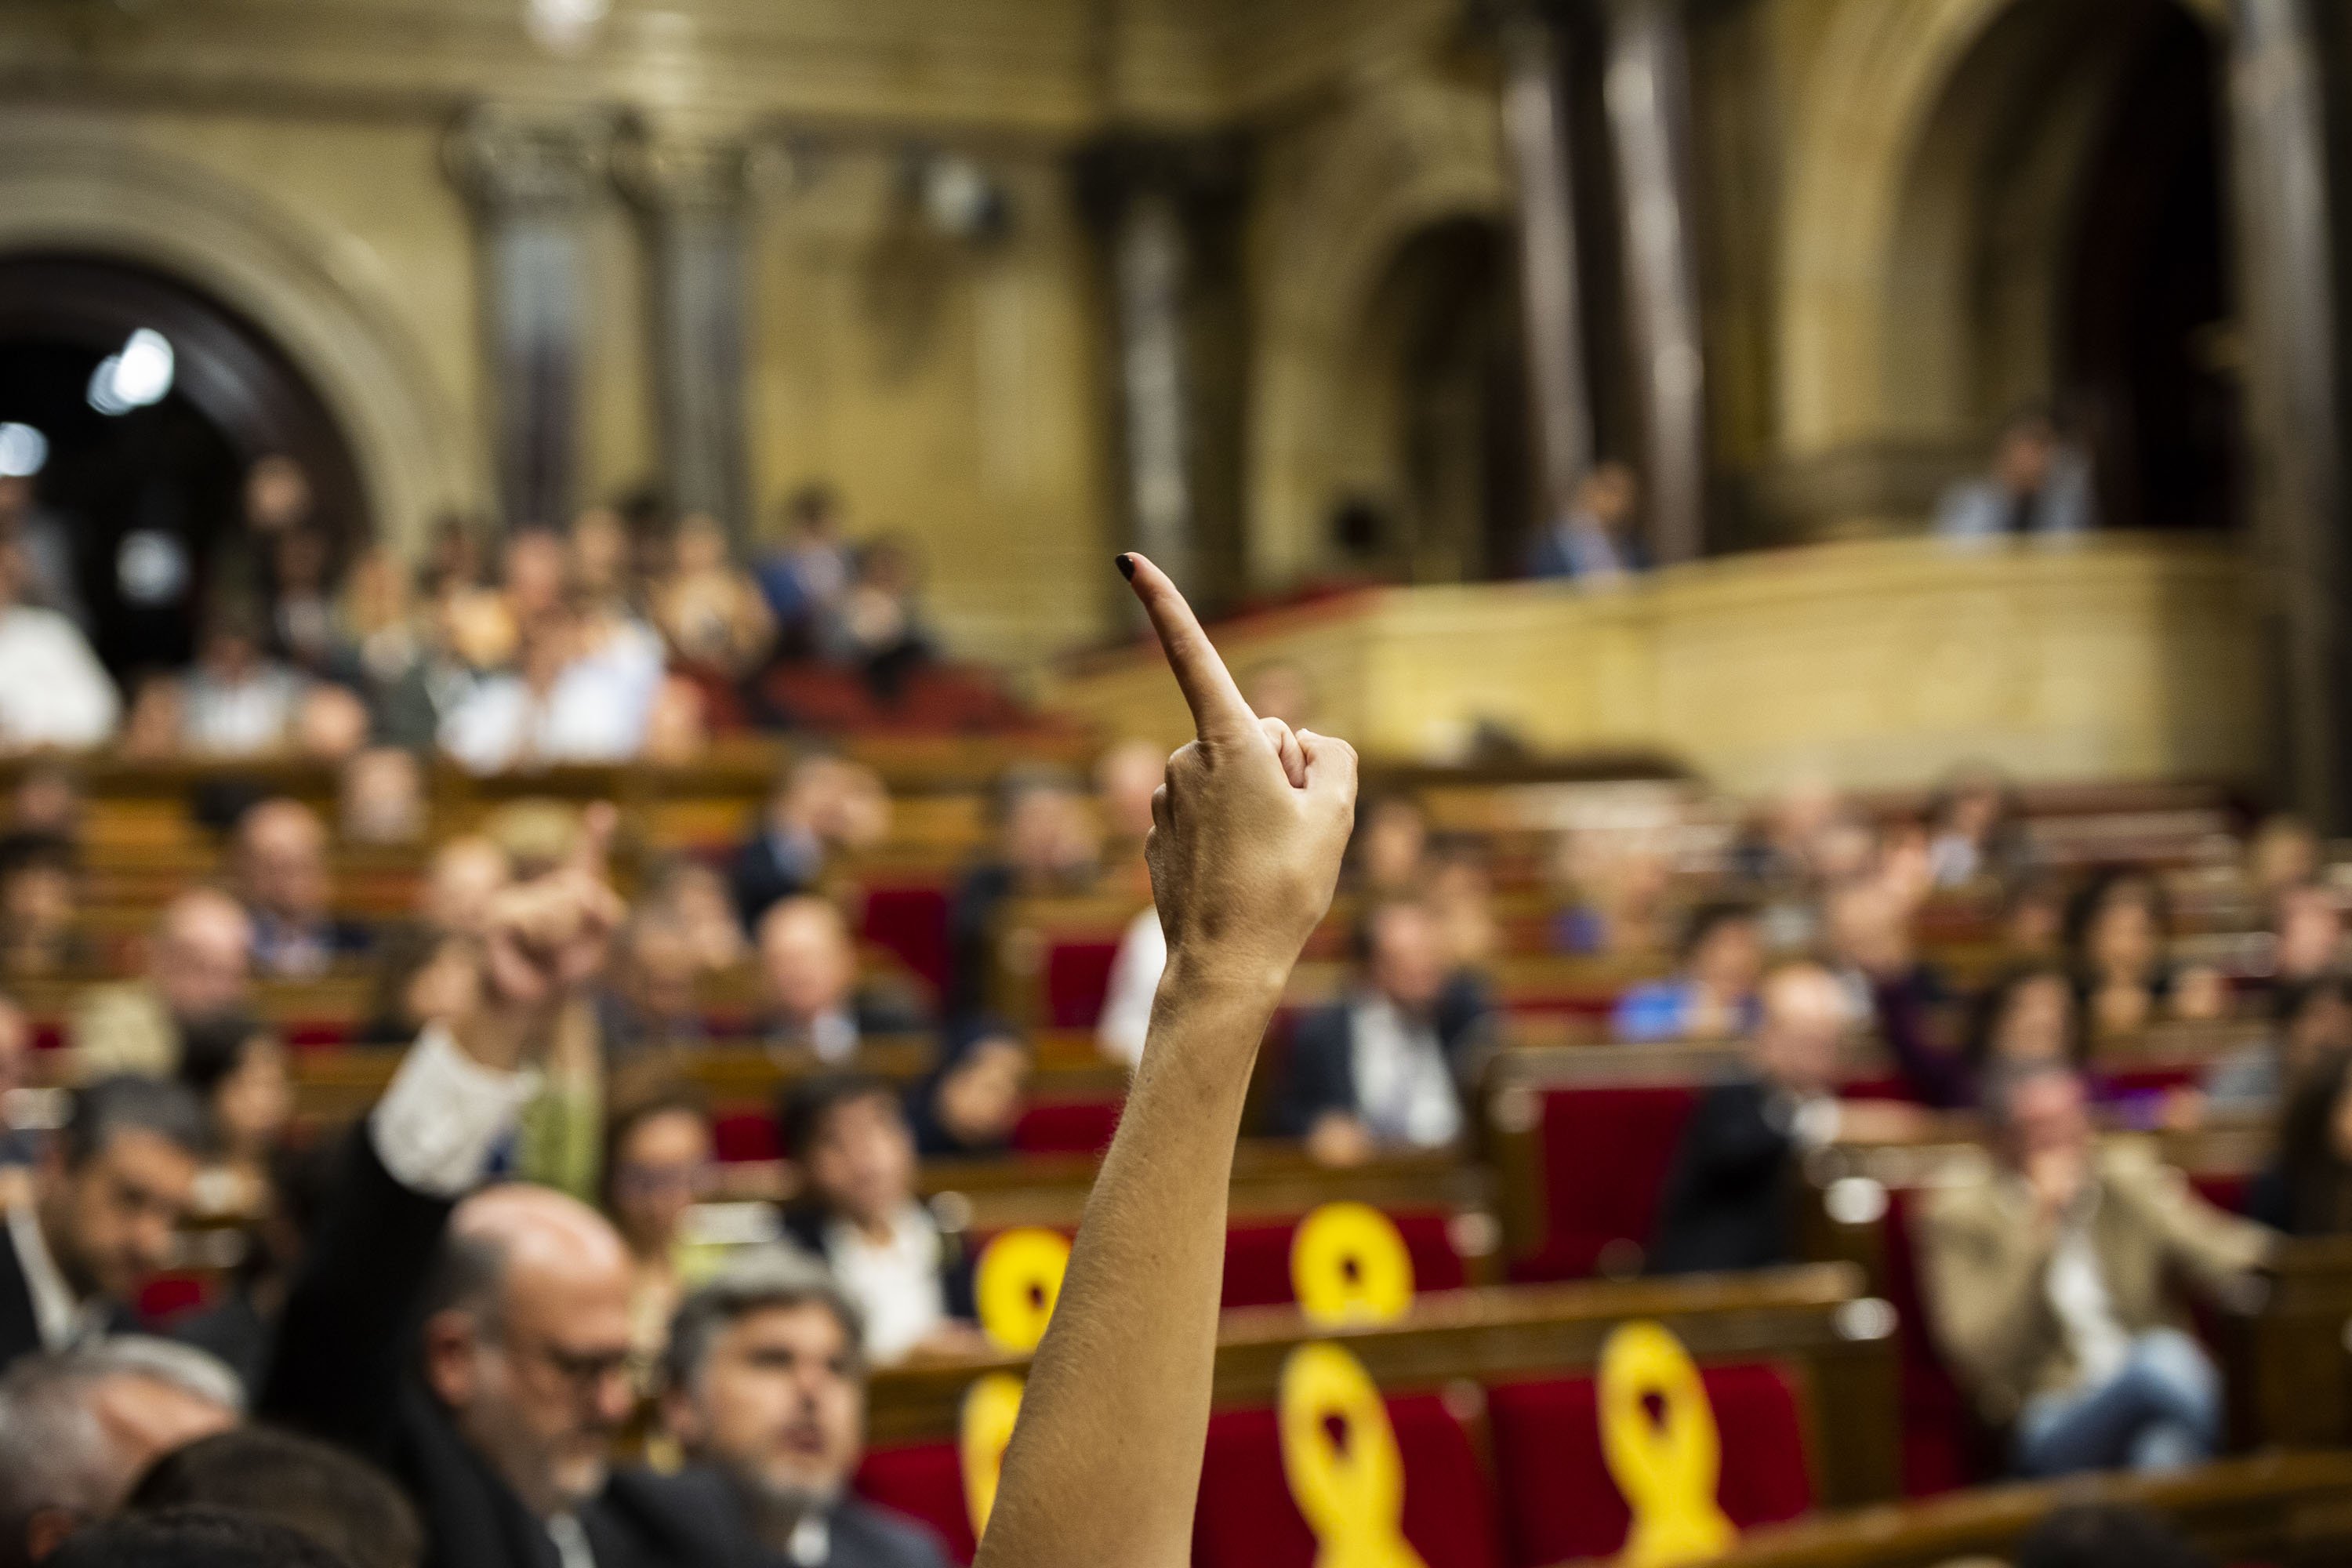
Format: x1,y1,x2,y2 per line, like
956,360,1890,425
2248,1047,2352,1235
1964,964,2087,1084
1612,902,1765,1044
600,1085,717,1379
910,1017,1033,1160
175,1012,293,1217
1924,767,2029,890
2070,870,2227,1040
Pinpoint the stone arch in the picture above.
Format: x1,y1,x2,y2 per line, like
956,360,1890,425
0,114,478,555
1778,0,2224,464
1247,71,1513,586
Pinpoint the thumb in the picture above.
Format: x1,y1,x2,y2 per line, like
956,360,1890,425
1295,728,1359,808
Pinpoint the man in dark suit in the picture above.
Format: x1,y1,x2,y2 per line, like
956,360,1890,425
233,797,372,979
1648,960,1922,1274
756,898,928,1064
261,862,731,1568
1274,898,1494,1166
730,757,844,936
660,1251,951,1568
0,1076,209,1370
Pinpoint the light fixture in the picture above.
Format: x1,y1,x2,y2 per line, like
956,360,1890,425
86,328,175,416
0,424,46,478
525,0,608,54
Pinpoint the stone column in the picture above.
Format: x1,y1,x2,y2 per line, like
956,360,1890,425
445,107,608,533
1497,2,1596,524
1605,0,1708,565
618,131,755,541
2230,0,2351,828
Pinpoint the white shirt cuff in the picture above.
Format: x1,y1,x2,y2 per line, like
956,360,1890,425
368,1025,535,1200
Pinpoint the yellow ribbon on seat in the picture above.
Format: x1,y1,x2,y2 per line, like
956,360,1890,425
1597,1321,1737,1568
960,1228,1073,1540
1278,1341,1428,1568
1291,1202,1415,1328
975,1226,1072,1353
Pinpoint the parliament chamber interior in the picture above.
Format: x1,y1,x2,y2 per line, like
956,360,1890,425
5,2,2352,1567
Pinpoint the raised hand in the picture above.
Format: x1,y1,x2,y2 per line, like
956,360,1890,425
456,805,624,1072
1123,553,1357,996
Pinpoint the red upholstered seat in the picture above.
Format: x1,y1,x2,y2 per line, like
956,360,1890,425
1485,1363,1813,1568
855,1440,976,1564
861,884,953,997
1011,1097,1123,1155
1220,1213,1471,1309
1192,1392,1502,1568
1508,1084,1698,1281
1042,938,1123,1029
711,1108,781,1164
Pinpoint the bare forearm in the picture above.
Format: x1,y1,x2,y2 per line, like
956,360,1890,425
974,962,1279,1568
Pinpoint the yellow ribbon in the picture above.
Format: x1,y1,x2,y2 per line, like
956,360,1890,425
959,1370,1025,1538
1291,1202,1415,1329
1278,1341,1428,1568
975,1227,1072,1354
1597,1321,1737,1568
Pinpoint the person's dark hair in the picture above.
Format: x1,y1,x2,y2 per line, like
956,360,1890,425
0,832,74,886
173,1014,273,1104
2271,1047,2352,1236
2274,971,2352,1029
1980,1055,2085,1133
2064,869,2172,964
1348,898,1432,967
597,1083,713,1217
420,1225,510,1323
48,1507,350,1568
663,1249,865,1395
1964,963,2087,1074
785,483,839,532
129,1428,421,1568
61,1076,212,1170
1676,900,1759,963
782,1073,900,1160
2010,1501,2210,1568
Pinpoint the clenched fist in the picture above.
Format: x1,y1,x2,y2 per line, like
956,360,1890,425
454,807,625,1072
1123,553,1358,997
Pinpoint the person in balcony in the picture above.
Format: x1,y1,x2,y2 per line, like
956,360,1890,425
1935,408,2096,540
1526,461,1645,582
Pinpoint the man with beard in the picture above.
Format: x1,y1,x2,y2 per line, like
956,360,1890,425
660,1253,947,1568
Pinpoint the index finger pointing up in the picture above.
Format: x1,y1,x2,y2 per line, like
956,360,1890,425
1120,553,1258,743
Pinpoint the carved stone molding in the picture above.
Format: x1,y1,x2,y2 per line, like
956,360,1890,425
443,103,612,215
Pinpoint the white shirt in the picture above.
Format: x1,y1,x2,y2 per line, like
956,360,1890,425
5,1198,92,1350
546,1512,596,1568
824,1201,948,1366
182,666,306,755
369,1025,536,1199
438,659,654,775
2045,1188,2131,1390
1347,994,1462,1149
0,605,120,750
1096,907,1166,1069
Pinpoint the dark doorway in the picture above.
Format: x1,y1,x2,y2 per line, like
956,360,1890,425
2065,2,2236,532
0,254,366,675
1363,220,1533,583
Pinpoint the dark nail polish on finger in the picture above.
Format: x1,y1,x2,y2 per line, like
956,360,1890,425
1116,554,1136,579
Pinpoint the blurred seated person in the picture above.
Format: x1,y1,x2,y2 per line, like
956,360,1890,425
1825,877,1971,1109
0,1075,211,1367
1425,835,1500,976
1550,833,1673,958
168,1139,336,1397
174,603,312,756
731,752,858,934
1343,793,1428,900
0,542,119,752
2069,871,2229,1040
597,912,710,1058
909,1018,1033,1160
0,1339,241,1566
71,889,253,1081
0,470,88,631
1964,964,2086,1092
1275,898,1494,1168
417,836,511,940
9,761,82,840
0,997,34,1169
1934,408,2095,539
660,1251,953,1568
438,598,655,772
779,1076,981,1365
173,1012,292,1219
1918,1061,2273,1478
2246,1044,2352,1233
947,768,1101,1020
0,833,90,979
268,527,355,681
1648,962,1923,1275
358,931,481,1047
1240,659,1316,733
2269,880,2343,985
755,484,851,656
2206,974,2352,1116
2245,811,2321,910
233,798,371,979
1611,901,1766,1044
1526,461,1643,581
340,747,427,848
1092,737,1166,874
643,859,748,974
601,1087,715,1383
1926,765,2029,889
653,515,775,679
126,1425,425,1568
758,896,927,1063
2002,873,2070,963
818,536,933,700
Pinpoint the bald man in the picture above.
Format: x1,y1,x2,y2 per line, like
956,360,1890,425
1648,960,1925,1275
262,848,725,1568
71,889,254,1081
234,797,371,979
757,897,926,1064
